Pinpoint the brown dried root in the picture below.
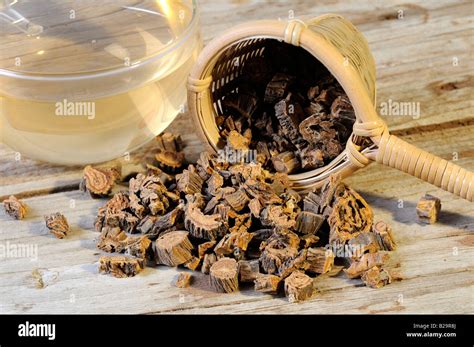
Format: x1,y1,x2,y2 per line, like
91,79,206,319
416,194,441,224
3,195,27,220
154,230,194,267
209,257,239,293
80,165,120,197
99,255,144,278
254,274,281,294
328,184,373,244
284,271,314,302
344,252,389,279
361,266,392,288
45,213,70,239
174,272,193,288
184,202,225,240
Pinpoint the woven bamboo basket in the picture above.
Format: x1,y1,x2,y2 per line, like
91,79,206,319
187,14,473,201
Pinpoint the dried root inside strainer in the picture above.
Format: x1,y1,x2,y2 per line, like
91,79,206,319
214,40,357,174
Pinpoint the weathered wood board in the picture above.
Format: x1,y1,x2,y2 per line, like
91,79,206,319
0,0,473,314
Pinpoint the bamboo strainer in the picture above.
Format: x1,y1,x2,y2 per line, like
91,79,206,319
187,14,473,201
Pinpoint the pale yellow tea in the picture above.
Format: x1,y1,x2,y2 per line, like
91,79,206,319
0,0,200,164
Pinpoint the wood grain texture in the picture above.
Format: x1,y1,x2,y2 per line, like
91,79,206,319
0,0,473,314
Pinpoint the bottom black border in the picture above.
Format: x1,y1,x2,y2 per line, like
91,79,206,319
0,314,471,346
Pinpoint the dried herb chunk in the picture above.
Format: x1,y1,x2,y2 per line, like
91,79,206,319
99,255,143,278
45,213,69,239
361,266,392,288
306,247,335,274
373,221,397,251
284,271,313,302
416,194,441,224
254,274,281,294
344,252,389,279
80,165,120,197
154,230,194,267
238,259,260,283
3,195,27,220
174,272,193,288
209,257,239,293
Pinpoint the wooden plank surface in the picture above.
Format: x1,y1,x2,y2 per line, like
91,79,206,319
0,0,473,314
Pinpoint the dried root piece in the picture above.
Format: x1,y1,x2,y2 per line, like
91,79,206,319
284,271,313,302
298,114,343,158
201,253,217,274
271,151,300,174
3,195,27,220
95,192,139,233
226,130,250,152
299,114,326,144
95,193,129,229
274,95,306,151
174,272,193,288
145,164,174,185
136,215,156,235
99,255,143,278
224,190,250,212
155,150,185,172
295,211,324,235
129,174,171,216
198,241,217,258
278,249,308,278
248,198,262,218
124,235,153,260
328,183,373,244
330,96,356,141
263,229,301,250
260,246,298,275
176,168,204,195
299,146,325,170
45,213,70,239
96,225,152,260
80,165,120,197
254,274,281,294
361,266,392,288
144,205,183,239
260,205,296,230
306,247,335,274
214,229,254,256
344,252,389,279
264,73,293,104
238,259,260,283
307,174,345,216
373,221,396,251
300,234,320,248
184,202,225,240
183,257,201,271
154,230,194,267
209,257,239,293
206,172,224,196
416,194,441,224
331,95,355,121
97,226,128,252
243,179,283,206
222,92,259,119
347,232,380,257
156,132,182,152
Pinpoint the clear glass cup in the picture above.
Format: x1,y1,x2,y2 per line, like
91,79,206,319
0,0,201,165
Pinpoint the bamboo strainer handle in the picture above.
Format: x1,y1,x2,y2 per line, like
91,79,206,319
375,133,473,201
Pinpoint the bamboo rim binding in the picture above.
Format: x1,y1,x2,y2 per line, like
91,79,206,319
187,15,473,201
